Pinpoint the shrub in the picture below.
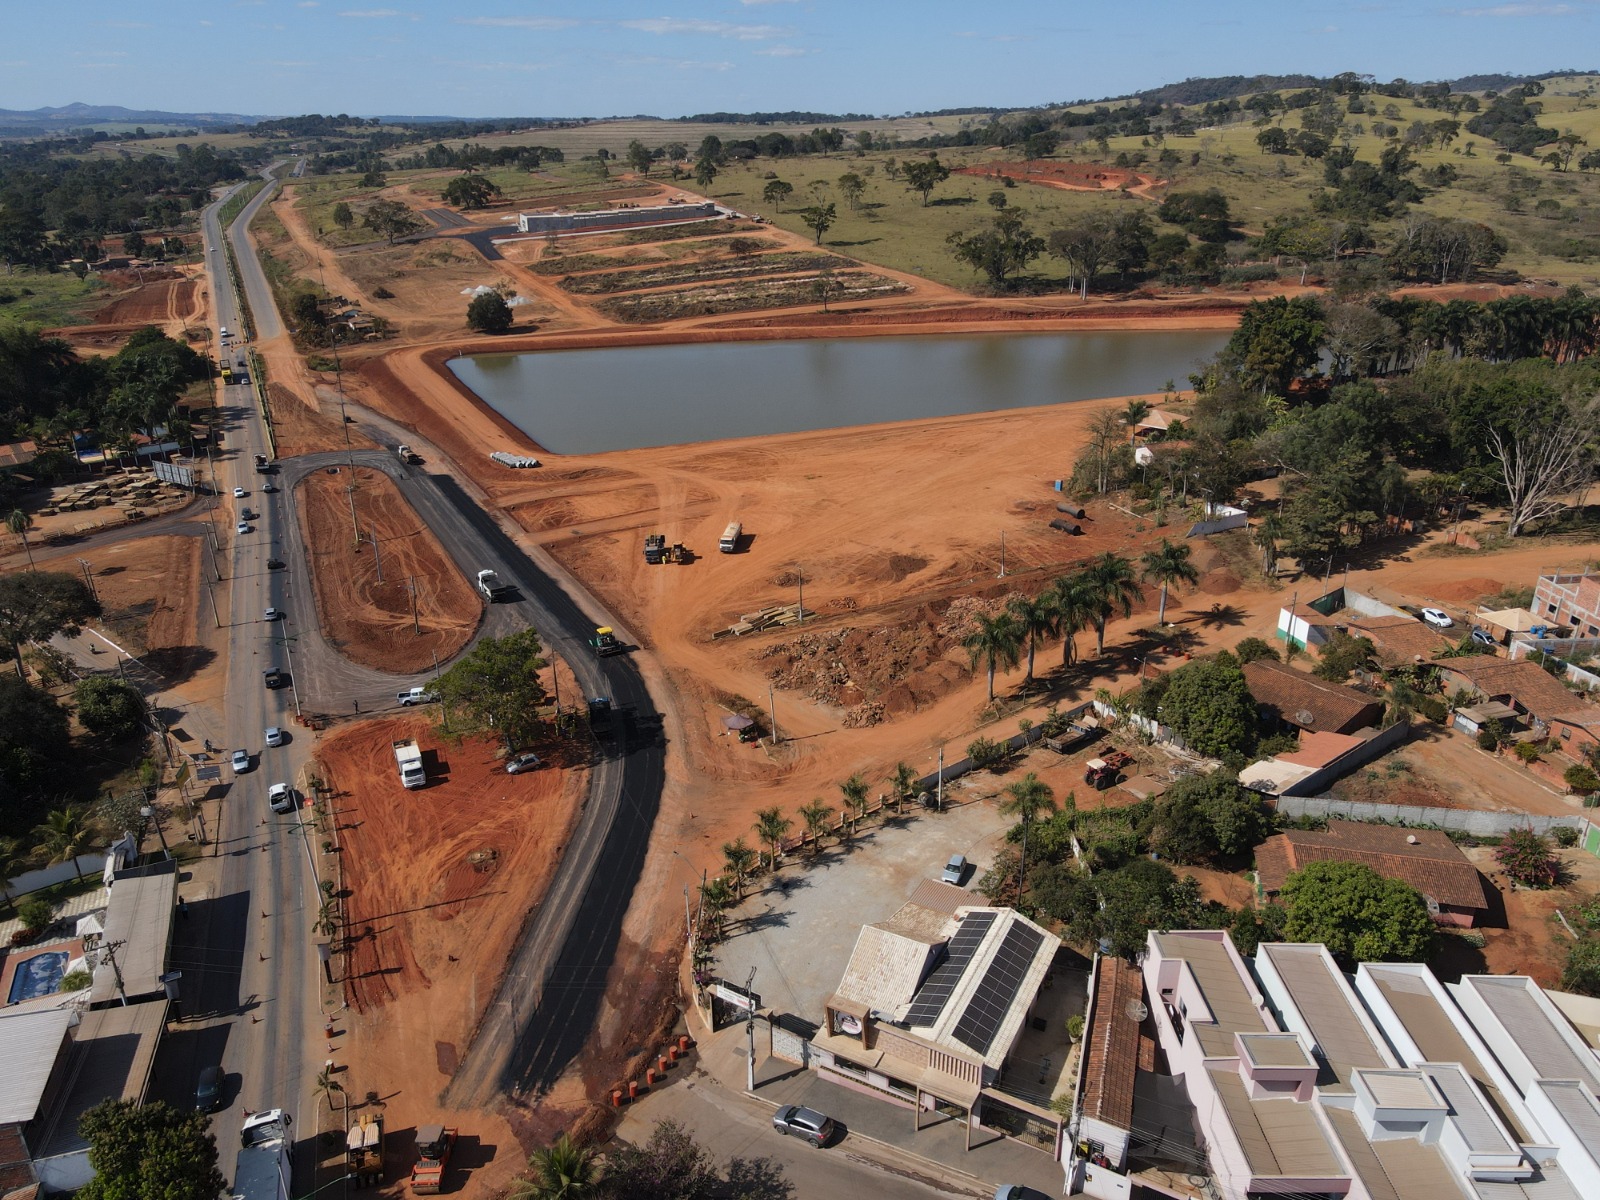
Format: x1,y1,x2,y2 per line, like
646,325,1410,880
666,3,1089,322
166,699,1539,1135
1515,741,1542,763
466,290,513,333
1554,825,1580,848
1418,696,1448,723
1477,729,1499,751
58,968,92,993
966,736,1006,771
1495,828,1560,888
17,897,53,935
1066,1014,1085,1040
372,286,395,299
1567,764,1600,793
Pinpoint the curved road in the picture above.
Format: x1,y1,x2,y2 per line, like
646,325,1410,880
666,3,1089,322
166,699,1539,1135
214,169,669,1108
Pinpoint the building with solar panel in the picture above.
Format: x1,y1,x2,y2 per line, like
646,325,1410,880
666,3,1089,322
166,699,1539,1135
815,879,1064,1155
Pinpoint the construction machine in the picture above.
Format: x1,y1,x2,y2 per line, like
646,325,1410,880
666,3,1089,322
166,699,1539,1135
1083,750,1134,791
644,533,666,564
346,1114,384,1188
410,1125,456,1195
589,626,624,657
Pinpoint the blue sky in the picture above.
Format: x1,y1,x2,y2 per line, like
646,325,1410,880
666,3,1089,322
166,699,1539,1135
3,1,1598,119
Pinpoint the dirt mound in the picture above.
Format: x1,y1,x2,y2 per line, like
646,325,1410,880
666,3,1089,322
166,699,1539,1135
1198,568,1242,596
296,466,481,673
1429,576,1506,604
89,274,192,325
957,159,1162,192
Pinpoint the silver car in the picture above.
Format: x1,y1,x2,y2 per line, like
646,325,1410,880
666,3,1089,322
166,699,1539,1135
772,1105,835,1147
264,726,284,748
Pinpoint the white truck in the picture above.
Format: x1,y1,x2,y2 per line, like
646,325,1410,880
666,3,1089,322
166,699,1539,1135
392,738,426,789
397,686,435,706
234,1110,291,1200
396,444,419,465
476,568,511,601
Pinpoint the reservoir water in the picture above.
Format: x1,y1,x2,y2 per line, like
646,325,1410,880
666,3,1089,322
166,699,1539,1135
448,330,1230,455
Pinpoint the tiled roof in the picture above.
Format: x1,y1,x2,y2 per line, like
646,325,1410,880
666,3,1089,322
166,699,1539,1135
1430,658,1583,724
1254,820,1489,912
1552,710,1600,730
1081,957,1142,1130
1280,730,1365,769
1242,660,1382,733
1345,615,1456,666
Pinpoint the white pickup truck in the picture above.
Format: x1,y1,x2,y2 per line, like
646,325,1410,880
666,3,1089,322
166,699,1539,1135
397,686,435,706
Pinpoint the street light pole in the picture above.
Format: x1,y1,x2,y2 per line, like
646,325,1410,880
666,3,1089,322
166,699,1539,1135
77,558,98,602
139,804,171,858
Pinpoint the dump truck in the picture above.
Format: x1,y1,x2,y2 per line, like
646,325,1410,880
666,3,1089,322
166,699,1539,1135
346,1113,384,1189
644,533,666,564
410,1125,456,1195
396,444,419,465
1084,750,1134,791
393,739,426,789
221,364,234,384
235,1110,292,1200
476,569,511,601
397,686,435,706
589,626,624,657
719,521,742,554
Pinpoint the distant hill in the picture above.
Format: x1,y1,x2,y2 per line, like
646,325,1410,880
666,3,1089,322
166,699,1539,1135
0,103,258,132
1091,69,1597,109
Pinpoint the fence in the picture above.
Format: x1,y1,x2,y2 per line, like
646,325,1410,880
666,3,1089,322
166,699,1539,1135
1274,795,1586,838
5,855,108,898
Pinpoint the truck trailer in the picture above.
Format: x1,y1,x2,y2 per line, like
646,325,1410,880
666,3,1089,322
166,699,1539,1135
392,739,426,789
234,1110,291,1200
346,1113,384,1188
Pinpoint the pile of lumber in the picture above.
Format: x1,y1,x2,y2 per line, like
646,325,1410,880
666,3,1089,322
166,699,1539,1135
716,603,812,638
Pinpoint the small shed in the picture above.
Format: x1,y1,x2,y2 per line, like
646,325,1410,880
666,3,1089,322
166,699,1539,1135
1452,701,1521,736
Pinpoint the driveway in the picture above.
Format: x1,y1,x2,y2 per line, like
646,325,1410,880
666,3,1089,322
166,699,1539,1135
714,799,1012,1021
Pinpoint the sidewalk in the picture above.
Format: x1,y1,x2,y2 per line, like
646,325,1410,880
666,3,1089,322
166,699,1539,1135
646,1002,1066,1197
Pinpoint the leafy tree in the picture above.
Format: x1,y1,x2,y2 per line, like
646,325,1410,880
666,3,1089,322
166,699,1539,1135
1139,539,1199,626
1228,902,1288,957
1496,828,1560,888
1158,653,1259,760
442,174,501,210
901,155,951,205
361,199,425,243
1234,637,1279,664
1048,216,1117,299
0,675,70,809
1001,772,1057,902
0,834,28,911
433,628,548,750
1488,392,1600,537
74,676,146,741
836,172,866,211
467,291,514,334
0,571,100,677
1080,552,1142,655
1158,189,1233,241
1163,771,1269,861
1224,295,1326,395
753,807,791,869
1281,860,1433,967
1314,630,1377,682
947,208,1046,290
761,179,793,207
331,201,354,230
626,139,653,177
963,611,1023,701
77,1100,227,1200
798,203,836,245
597,1118,790,1200
694,156,718,189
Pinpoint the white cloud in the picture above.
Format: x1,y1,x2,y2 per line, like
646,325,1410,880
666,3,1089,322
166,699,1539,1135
456,15,580,29
339,8,399,16
754,45,808,56
615,53,734,70
619,17,787,40
1457,2,1575,13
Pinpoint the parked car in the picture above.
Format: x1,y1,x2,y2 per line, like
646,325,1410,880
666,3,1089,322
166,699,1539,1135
506,752,543,775
264,726,284,748
268,783,295,814
941,854,968,885
1421,607,1454,629
195,1065,223,1113
1471,627,1497,647
230,748,250,774
772,1105,835,1147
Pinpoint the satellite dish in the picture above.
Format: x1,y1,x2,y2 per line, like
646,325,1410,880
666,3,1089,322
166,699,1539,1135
1126,999,1149,1021
1296,709,1316,727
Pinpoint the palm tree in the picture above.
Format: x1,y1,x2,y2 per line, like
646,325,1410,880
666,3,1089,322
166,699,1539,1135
963,610,1023,702
999,773,1057,905
698,876,735,942
890,761,917,813
1121,398,1151,432
32,808,93,881
0,835,28,913
7,511,34,567
753,807,791,870
1140,539,1199,626
313,1065,345,1121
516,1135,598,1200
839,773,870,838
312,898,340,939
798,799,834,857
1006,592,1057,684
1255,512,1284,578
1048,572,1098,668
721,837,757,898
1081,552,1142,655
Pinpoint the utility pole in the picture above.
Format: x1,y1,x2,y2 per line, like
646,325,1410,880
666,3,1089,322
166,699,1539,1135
370,527,383,582
768,683,779,744
205,582,222,628
77,558,98,602
999,531,1006,579
102,938,129,1006
346,481,359,545
795,565,804,624
936,746,945,812
744,966,758,1092
682,884,692,956
408,576,420,634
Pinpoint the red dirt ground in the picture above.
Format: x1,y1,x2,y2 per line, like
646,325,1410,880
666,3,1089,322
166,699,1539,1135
296,466,479,674
957,159,1167,198
318,715,585,1196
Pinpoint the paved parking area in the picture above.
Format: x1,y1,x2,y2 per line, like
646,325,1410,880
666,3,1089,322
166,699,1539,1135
714,798,1011,1020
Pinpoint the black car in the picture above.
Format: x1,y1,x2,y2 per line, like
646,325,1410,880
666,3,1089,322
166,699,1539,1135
195,1065,223,1113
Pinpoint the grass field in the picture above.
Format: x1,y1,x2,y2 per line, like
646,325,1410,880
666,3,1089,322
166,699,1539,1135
0,270,108,326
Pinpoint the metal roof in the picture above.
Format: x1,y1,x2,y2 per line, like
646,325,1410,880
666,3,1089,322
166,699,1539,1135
904,910,995,1028
1239,1033,1314,1068
1261,944,1391,1089
1152,932,1267,1043
1531,1079,1600,1162
1209,1064,1342,1178
1325,1104,1469,1200
90,862,177,1005
33,1001,166,1160
1462,977,1600,1093
0,1009,73,1124
1470,1162,1581,1200
1422,1064,1515,1154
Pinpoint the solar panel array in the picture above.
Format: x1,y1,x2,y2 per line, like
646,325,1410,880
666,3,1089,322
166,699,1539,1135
904,910,996,1028
952,922,1046,1055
